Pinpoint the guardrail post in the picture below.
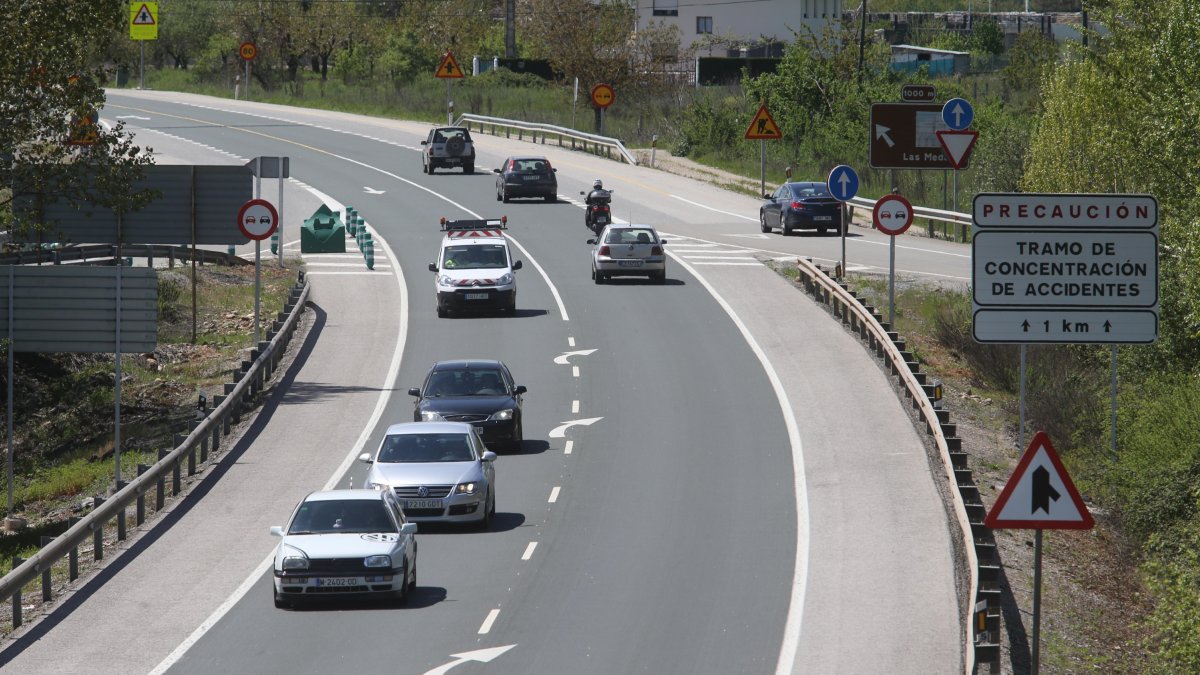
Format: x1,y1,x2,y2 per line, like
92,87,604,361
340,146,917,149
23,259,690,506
156,449,167,510
172,453,182,495
214,394,228,437
199,412,210,462
137,464,149,525
39,536,53,600
180,431,194,477
116,480,128,540
11,556,23,628
69,516,81,580
92,496,105,560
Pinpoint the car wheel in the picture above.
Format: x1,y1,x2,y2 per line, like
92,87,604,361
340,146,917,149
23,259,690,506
782,220,793,236
421,160,428,175
509,418,523,452
393,560,410,605
760,211,771,233
476,492,494,532
652,270,666,283
501,190,510,203
464,162,474,174
594,271,604,285
545,193,556,203
273,587,292,610
407,557,417,592
818,224,828,236
436,301,447,318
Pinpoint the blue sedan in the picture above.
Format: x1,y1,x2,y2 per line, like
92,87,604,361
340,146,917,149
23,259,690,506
760,181,845,236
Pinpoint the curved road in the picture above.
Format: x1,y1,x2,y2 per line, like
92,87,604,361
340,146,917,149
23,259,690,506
0,91,963,674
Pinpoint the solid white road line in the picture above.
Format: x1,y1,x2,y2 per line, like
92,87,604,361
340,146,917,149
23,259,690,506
479,609,501,635
150,185,411,675
548,487,560,503
689,262,763,266
303,271,394,277
521,542,538,561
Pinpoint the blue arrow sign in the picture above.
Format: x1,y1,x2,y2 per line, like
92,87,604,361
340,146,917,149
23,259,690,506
827,164,859,202
942,97,974,131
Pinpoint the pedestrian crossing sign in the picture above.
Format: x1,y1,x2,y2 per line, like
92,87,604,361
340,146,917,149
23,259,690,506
129,2,158,41
744,103,782,140
436,51,464,79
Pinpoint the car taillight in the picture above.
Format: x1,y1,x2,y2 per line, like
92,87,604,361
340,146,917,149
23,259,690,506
508,159,516,171
651,246,662,255
791,201,806,210
599,245,610,256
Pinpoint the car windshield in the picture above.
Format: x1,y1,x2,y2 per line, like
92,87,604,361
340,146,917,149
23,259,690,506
377,432,475,463
603,229,657,245
288,499,394,535
425,369,505,396
442,244,507,269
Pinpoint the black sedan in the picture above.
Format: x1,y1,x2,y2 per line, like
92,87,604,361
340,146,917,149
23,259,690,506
494,156,558,203
408,359,526,452
760,181,844,236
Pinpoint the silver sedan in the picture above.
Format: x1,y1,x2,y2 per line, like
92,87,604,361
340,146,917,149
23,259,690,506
270,489,418,609
588,223,668,283
359,421,497,530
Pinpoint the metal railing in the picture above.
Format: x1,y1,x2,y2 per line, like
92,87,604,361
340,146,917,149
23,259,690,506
847,196,973,242
0,244,251,267
792,258,1000,674
453,113,639,166
0,271,310,628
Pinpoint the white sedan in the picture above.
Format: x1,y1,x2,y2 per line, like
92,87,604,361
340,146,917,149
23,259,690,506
270,489,418,609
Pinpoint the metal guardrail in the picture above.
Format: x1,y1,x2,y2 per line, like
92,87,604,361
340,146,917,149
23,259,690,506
0,271,310,627
792,258,1000,674
0,244,251,267
453,113,639,166
847,196,973,242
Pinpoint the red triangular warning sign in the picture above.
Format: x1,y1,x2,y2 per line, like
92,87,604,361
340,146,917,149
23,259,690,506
435,51,464,79
985,431,1094,530
744,104,782,140
133,3,156,25
936,130,978,170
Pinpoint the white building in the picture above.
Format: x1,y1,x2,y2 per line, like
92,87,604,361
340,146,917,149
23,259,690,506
633,0,844,55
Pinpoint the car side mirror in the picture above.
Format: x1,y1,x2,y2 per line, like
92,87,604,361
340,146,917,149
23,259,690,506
512,260,523,271
408,387,421,397
552,168,557,172
481,450,497,462
359,453,374,464
399,523,418,535
660,239,668,245
270,525,284,537
514,385,527,395
763,192,771,199
586,239,596,245
579,190,586,196
420,140,428,145
428,262,437,272
493,168,502,174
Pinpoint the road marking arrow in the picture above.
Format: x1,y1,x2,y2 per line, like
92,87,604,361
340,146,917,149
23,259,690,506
553,349,597,365
363,186,385,194
423,645,516,675
874,124,895,148
549,417,603,438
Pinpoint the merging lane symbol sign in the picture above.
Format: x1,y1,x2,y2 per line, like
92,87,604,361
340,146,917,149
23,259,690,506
744,103,782,140
985,431,1094,529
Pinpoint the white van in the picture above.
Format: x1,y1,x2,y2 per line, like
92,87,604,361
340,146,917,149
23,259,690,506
429,217,521,317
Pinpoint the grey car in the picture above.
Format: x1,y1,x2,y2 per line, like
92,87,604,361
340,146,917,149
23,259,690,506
421,126,475,174
588,223,668,284
270,489,418,609
494,156,557,202
359,421,497,530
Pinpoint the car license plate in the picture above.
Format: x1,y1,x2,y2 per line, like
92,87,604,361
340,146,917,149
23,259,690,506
314,577,360,587
463,293,488,300
406,499,443,509
523,175,541,181
618,260,643,267
596,215,609,224
815,215,832,221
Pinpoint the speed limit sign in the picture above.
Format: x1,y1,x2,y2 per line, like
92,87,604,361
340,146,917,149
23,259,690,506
239,42,257,61
237,199,278,240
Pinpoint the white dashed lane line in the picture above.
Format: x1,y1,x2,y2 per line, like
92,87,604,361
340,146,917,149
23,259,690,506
564,440,573,455
548,487,561,503
478,609,501,635
521,542,537,561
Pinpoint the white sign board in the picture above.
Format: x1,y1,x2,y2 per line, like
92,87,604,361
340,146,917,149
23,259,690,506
971,193,1158,344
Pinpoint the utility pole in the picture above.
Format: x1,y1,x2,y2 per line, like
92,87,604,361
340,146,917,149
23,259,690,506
857,1,867,86
505,0,516,58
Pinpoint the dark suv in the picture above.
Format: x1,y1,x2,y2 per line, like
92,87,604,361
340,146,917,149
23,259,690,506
421,127,475,174
408,360,526,452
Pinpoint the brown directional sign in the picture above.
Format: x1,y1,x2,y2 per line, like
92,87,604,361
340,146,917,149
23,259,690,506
869,103,965,170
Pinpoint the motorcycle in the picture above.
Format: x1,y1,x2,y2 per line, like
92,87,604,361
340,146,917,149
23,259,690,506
580,188,613,234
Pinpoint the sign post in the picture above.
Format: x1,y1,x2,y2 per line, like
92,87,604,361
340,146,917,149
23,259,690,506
872,193,913,327
826,165,859,279
985,431,1094,674
744,103,782,197
237,198,280,344
129,3,158,89
436,51,465,125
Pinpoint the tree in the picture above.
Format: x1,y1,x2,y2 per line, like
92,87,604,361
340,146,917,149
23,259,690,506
1,1,155,240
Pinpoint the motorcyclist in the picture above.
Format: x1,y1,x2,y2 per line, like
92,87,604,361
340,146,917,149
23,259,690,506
584,179,611,231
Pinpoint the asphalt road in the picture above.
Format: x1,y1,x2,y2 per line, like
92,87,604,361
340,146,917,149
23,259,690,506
0,90,962,674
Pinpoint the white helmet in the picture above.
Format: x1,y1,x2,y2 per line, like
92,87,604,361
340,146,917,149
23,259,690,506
593,179,603,189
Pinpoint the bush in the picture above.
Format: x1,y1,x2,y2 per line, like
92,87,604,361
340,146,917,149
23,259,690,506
1142,517,1200,670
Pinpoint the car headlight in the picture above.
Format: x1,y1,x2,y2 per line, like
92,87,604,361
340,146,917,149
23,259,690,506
496,273,513,285
455,482,478,495
420,411,446,422
438,275,454,285
282,556,309,571
366,482,388,491
364,555,392,568
488,409,513,422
